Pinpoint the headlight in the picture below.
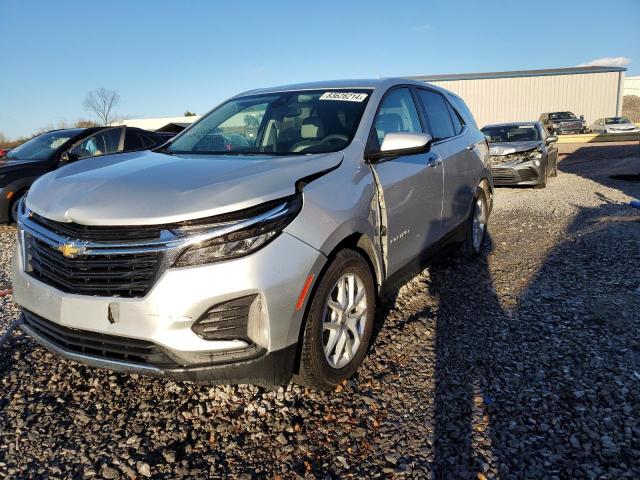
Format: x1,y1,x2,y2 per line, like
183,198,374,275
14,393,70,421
173,195,302,268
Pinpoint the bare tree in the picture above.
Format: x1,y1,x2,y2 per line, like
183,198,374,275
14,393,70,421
83,88,120,125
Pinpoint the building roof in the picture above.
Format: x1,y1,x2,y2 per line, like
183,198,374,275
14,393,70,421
110,116,201,131
410,66,627,82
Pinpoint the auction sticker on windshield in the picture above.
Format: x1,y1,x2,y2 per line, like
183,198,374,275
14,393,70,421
319,92,368,102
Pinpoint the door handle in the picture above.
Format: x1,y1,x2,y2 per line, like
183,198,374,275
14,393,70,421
427,156,442,168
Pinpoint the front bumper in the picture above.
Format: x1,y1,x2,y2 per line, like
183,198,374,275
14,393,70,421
19,310,297,385
12,231,325,385
490,161,544,186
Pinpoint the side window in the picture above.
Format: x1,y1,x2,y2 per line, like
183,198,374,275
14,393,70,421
416,89,455,140
138,133,157,148
449,95,477,128
446,101,464,135
372,88,422,146
69,129,121,159
124,130,144,150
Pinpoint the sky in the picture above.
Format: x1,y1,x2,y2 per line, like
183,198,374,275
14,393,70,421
1,0,639,139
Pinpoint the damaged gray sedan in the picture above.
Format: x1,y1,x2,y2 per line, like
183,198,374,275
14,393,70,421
13,79,492,389
482,122,558,188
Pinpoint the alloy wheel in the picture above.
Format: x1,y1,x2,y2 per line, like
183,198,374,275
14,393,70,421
322,273,368,369
472,197,486,252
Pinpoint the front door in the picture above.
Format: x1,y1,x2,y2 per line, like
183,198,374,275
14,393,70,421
368,87,444,276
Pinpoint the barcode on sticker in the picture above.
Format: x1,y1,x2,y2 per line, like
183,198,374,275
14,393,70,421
319,92,368,102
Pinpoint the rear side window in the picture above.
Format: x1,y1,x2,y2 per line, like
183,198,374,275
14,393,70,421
124,130,144,150
138,133,158,148
373,88,422,145
446,102,464,135
416,89,455,140
449,95,477,129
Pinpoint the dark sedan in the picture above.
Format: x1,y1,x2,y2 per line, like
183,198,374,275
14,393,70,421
481,122,558,188
0,126,165,222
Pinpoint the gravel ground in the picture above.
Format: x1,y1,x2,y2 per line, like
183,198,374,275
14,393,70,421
1,143,639,479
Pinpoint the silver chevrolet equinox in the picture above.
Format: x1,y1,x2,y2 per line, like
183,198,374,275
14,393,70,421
13,79,492,389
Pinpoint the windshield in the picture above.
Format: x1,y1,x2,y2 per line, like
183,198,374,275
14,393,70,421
605,117,631,125
481,125,540,143
168,89,371,156
549,112,576,120
5,130,79,160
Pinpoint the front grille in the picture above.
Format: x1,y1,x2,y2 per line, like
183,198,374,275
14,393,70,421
26,235,159,297
558,121,582,131
30,213,163,243
22,309,180,367
492,166,540,184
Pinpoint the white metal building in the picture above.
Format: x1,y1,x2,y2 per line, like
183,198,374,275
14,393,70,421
110,115,201,132
411,66,626,127
624,75,640,98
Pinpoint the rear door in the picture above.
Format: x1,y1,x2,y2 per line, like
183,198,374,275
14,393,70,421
368,87,444,276
415,88,477,233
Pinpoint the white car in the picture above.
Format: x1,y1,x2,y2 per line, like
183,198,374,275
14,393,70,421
590,117,640,134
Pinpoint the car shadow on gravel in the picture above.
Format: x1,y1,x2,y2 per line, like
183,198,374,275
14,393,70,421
415,149,640,478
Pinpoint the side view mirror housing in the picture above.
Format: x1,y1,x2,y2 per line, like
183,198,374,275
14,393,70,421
580,115,585,120
546,135,558,145
60,151,78,164
366,132,433,163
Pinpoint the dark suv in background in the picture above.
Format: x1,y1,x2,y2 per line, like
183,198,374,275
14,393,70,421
539,111,588,135
0,126,165,222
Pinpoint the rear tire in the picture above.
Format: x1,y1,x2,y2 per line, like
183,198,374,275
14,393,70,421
458,188,488,258
293,249,375,390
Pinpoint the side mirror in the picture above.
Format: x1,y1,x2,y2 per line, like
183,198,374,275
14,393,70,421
580,115,584,120
366,132,433,162
546,135,558,145
60,151,78,164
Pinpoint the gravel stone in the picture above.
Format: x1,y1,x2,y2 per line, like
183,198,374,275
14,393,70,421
0,143,639,478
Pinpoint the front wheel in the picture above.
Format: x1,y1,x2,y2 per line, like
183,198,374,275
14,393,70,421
458,188,488,258
535,163,548,189
9,191,26,224
293,249,375,390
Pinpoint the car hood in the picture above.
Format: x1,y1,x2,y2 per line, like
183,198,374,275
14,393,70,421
0,157,48,168
27,149,343,226
489,141,541,156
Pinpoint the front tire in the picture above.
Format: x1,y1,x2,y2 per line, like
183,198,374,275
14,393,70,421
535,162,548,189
9,191,26,224
293,249,375,390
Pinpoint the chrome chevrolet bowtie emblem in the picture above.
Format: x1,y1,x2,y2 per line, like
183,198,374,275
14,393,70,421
57,243,83,258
